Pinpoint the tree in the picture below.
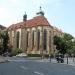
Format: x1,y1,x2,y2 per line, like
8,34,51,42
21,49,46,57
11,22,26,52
54,36,66,54
63,33,74,55
67,40,75,56
72,46,75,56
63,33,73,41
54,33,75,55
0,32,3,54
2,31,9,53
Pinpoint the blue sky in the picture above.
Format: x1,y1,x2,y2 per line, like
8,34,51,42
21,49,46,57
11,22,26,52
0,0,75,37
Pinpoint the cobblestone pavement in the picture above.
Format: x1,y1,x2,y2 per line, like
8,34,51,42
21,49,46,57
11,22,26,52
0,56,8,63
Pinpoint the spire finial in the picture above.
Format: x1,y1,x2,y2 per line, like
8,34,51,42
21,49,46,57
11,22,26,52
25,12,26,15
23,12,27,21
40,6,42,11
36,6,44,16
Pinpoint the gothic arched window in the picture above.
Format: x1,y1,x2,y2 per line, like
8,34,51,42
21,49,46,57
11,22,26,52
37,30,40,50
32,30,34,49
43,29,47,50
16,31,20,48
27,31,29,47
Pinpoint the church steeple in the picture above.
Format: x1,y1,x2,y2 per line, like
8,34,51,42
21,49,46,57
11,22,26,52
23,12,27,21
36,6,44,16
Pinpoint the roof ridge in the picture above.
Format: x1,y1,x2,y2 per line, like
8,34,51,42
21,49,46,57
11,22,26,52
8,16,51,30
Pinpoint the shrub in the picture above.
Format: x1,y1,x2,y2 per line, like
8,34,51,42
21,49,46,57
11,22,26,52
0,44,3,55
11,48,23,56
27,54,41,57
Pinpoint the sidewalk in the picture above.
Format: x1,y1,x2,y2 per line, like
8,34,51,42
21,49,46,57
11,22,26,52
64,58,75,66
0,56,8,63
22,57,75,66
39,57,75,66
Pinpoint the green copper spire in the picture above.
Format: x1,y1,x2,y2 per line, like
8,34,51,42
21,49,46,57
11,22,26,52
36,6,44,16
23,12,27,21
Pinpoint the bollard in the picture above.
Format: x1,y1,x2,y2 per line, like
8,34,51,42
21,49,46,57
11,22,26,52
49,55,51,63
67,56,68,64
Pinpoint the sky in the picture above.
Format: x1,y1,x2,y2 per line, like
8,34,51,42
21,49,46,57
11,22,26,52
0,0,75,37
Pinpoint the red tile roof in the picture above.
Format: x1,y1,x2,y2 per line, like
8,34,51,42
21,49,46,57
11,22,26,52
53,27,59,32
8,16,52,30
0,25,6,30
53,26,63,34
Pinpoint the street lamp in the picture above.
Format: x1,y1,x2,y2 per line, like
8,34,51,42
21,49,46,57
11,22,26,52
71,39,75,62
66,41,68,64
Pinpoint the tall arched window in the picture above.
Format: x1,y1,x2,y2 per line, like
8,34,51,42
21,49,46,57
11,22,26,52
32,30,34,49
37,30,40,50
27,31,29,47
16,31,20,48
43,29,47,50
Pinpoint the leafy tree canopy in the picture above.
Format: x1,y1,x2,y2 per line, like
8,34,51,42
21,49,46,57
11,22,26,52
2,31,9,53
54,33,75,55
63,33,74,41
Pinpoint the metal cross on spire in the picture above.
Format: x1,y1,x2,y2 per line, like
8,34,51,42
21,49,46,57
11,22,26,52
36,6,44,16
23,12,27,21
40,6,42,11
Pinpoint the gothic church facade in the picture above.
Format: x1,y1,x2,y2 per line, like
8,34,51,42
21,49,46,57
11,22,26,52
8,9,61,55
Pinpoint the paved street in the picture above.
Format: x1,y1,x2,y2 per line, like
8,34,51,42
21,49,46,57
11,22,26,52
0,57,75,75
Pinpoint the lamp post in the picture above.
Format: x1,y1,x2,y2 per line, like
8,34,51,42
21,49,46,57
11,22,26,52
66,41,69,64
54,45,56,58
49,31,52,62
24,12,27,54
66,53,68,64
71,39,75,62
41,27,44,59
49,54,51,62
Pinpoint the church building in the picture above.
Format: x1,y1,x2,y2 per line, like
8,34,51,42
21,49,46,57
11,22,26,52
8,8,61,55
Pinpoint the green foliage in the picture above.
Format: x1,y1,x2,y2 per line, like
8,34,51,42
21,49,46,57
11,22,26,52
27,54,41,57
0,32,3,55
11,48,23,56
67,43,75,56
0,44,3,54
2,31,9,53
0,32,2,38
63,33,73,41
54,36,65,46
54,33,75,55
72,46,75,55
54,36,66,54
63,33,75,55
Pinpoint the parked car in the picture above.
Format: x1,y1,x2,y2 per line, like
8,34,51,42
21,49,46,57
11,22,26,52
16,53,27,57
55,54,64,63
2,52,11,57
